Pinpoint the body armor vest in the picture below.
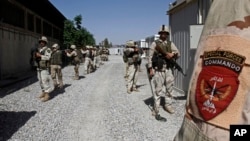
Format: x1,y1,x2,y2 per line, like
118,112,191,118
152,40,172,69
50,50,62,65
39,48,50,69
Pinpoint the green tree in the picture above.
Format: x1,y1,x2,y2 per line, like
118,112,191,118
63,14,96,49
63,20,76,48
103,38,109,48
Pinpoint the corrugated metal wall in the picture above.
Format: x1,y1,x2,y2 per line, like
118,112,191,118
0,0,63,80
169,2,198,94
169,0,212,94
0,26,58,80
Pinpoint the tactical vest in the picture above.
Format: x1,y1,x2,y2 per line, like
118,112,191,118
50,50,62,65
38,48,50,69
72,50,81,64
152,40,172,69
155,39,172,53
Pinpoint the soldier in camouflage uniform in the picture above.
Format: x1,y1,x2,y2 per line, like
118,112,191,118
65,44,80,80
35,36,54,102
95,46,102,68
50,43,63,89
124,40,140,94
148,25,180,121
123,46,129,80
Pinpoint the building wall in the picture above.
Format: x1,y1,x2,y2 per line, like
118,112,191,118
0,0,65,80
169,1,198,93
168,0,212,93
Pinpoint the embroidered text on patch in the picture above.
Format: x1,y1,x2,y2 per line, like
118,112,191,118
195,50,245,121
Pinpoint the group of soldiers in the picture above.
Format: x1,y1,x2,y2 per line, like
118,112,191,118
65,44,109,80
32,36,109,102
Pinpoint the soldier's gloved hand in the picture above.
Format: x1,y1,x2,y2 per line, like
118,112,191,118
36,52,41,58
165,52,175,59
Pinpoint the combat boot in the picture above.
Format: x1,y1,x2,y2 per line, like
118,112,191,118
38,92,45,99
41,92,50,102
54,84,58,89
164,105,175,114
132,88,140,92
58,84,63,89
152,107,159,116
155,114,167,122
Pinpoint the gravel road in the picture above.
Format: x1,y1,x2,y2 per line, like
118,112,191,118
0,55,186,141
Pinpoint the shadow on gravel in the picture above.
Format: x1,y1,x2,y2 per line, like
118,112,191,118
79,76,85,79
0,111,36,141
50,84,71,99
144,96,173,110
136,84,147,89
144,96,154,111
0,76,38,99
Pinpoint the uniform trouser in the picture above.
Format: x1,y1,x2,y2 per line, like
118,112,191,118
74,63,80,78
96,55,101,67
93,56,96,68
173,115,228,141
37,68,54,93
50,65,63,87
84,57,93,73
127,64,138,91
124,62,129,79
101,54,108,61
151,68,174,114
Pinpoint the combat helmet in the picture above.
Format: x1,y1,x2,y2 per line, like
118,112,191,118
52,43,60,49
158,25,169,34
126,40,135,47
70,44,76,49
39,36,48,44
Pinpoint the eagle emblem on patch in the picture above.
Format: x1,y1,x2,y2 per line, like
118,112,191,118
196,50,245,120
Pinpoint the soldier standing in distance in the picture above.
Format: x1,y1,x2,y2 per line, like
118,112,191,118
50,43,63,89
124,40,140,94
148,25,180,122
123,45,129,81
36,36,54,102
65,44,80,80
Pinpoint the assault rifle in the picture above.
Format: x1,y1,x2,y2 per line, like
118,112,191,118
155,45,186,76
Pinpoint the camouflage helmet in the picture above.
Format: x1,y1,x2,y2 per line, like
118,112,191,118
158,25,169,34
126,40,135,47
52,43,60,49
39,36,48,44
70,44,76,49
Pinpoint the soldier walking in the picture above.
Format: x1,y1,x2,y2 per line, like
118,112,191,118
35,36,54,102
50,43,63,89
65,44,80,80
148,25,180,121
124,40,140,94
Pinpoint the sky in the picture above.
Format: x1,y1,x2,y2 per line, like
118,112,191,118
49,0,173,45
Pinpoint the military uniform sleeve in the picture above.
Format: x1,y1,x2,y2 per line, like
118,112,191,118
148,42,157,68
171,42,180,58
124,48,134,56
41,48,52,60
66,50,77,57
